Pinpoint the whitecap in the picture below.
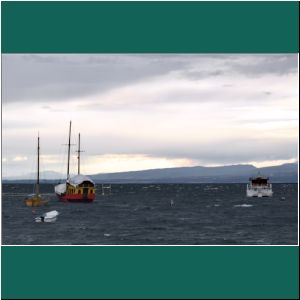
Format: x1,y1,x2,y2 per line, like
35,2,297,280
234,204,253,208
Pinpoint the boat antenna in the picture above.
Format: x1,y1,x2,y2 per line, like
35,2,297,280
76,133,84,175
36,133,40,196
67,121,72,179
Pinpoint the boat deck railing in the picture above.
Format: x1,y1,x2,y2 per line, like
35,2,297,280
247,183,272,189
101,184,112,195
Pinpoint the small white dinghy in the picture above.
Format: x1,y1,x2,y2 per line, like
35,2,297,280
35,210,59,223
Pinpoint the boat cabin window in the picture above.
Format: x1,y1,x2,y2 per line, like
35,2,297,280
251,178,268,185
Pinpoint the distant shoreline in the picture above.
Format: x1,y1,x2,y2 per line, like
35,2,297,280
2,162,298,184
2,180,298,184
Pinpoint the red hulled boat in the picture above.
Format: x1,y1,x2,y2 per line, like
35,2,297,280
54,121,96,202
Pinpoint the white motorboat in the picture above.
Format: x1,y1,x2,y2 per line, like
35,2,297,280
246,175,273,197
35,210,59,223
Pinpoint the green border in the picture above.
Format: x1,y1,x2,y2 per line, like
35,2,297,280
1,1,299,299
2,246,299,299
1,1,299,53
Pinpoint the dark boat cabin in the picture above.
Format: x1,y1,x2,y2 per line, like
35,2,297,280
250,176,269,186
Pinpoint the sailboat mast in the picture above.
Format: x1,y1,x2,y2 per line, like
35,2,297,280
67,121,72,179
36,134,40,196
77,133,81,175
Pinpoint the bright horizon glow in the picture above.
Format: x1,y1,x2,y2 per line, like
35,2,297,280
247,158,298,169
2,154,297,178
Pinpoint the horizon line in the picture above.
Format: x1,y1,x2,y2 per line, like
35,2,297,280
2,161,298,180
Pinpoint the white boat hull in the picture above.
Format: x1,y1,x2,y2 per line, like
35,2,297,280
35,217,57,223
246,186,273,197
35,210,59,223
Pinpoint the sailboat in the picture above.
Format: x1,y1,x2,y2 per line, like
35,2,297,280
54,121,96,202
24,134,48,207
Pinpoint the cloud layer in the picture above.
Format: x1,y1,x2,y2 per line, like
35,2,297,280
2,54,298,177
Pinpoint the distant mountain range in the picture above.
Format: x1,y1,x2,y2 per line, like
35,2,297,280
3,163,298,183
3,170,65,181
89,163,298,183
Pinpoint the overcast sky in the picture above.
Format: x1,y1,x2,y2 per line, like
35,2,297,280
1,54,298,178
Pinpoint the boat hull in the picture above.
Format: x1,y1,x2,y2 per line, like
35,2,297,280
246,187,273,197
24,196,48,207
36,217,57,223
35,210,59,222
56,193,95,202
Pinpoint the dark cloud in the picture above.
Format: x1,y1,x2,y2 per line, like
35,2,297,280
264,91,272,96
229,55,298,76
2,54,297,104
179,55,298,81
183,69,225,80
2,54,188,103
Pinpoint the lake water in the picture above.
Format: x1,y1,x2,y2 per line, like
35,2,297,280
1,183,298,245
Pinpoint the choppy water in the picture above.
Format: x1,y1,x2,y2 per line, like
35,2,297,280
1,183,298,245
